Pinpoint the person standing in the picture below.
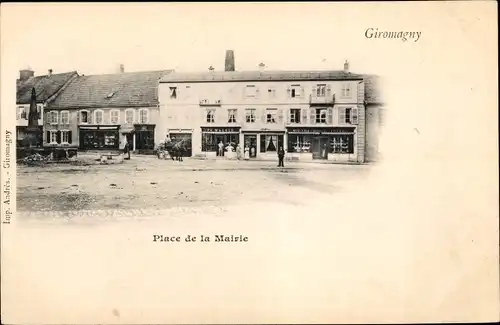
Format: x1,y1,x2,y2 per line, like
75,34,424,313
236,144,242,160
218,141,224,157
244,145,250,160
124,140,131,160
277,146,285,167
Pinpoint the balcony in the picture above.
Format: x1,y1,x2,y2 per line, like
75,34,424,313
199,99,222,106
309,93,335,106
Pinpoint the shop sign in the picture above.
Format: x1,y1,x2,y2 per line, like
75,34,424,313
287,127,355,134
201,127,240,133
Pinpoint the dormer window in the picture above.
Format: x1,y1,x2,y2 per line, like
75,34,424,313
106,91,115,99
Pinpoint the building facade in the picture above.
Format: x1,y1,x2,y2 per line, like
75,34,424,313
16,69,78,147
46,69,173,153
363,74,385,162
157,63,367,163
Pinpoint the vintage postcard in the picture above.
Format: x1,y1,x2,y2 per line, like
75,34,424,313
1,2,498,324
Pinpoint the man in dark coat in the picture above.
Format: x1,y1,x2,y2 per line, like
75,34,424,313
277,146,285,167
124,141,131,160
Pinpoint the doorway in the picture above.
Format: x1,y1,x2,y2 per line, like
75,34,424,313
312,136,329,160
125,133,134,149
244,134,257,158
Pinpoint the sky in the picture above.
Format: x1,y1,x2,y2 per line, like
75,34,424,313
1,3,403,76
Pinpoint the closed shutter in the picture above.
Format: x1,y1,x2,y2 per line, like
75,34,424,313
352,108,359,125
46,131,50,143
310,108,316,125
300,86,305,97
339,108,346,124
56,131,61,144
277,109,284,124
326,84,332,94
76,111,80,124
262,109,267,123
301,108,308,124
68,131,73,144
88,111,93,124
312,86,317,97
327,107,333,124
287,109,292,124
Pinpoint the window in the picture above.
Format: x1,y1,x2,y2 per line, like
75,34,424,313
49,130,58,144
268,88,276,98
290,84,302,98
315,108,327,124
94,110,103,124
289,109,301,124
202,133,238,152
17,106,26,120
260,134,284,153
61,130,72,144
266,108,277,123
170,87,177,99
245,109,256,123
60,111,69,124
341,83,351,97
206,109,215,123
80,111,89,124
139,109,149,124
125,109,135,124
330,135,354,154
339,107,359,124
49,111,58,124
110,110,120,124
245,85,258,97
227,109,237,123
287,135,312,153
316,84,327,97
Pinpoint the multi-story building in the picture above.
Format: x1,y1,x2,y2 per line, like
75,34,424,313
46,67,173,153
364,74,385,162
157,52,368,163
16,68,78,147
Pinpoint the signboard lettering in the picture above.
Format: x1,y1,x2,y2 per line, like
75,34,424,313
201,127,240,133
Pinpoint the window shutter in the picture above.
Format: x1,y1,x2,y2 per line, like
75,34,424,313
286,87,291,98
352,108,359,125
68,131,72,144
56,131,61,144
312,87,317,97
46,131,50,143
301,108,308,124
76,111,80,124
277,109,284,124
310,108,316,125
55,112,59,124
300,86,305,97
339,108,346,124
255,87,260,98
287,109,292,124
88,111,93,124
262,109,267,123
327,107,333,124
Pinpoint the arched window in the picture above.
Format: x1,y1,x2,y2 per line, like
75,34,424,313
94,110,104,124
139,109,149,124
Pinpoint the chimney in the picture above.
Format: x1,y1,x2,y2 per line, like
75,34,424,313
48,69,53,76
343,60,349,72
119,64,125,73
258,62,265,73
19,68,35,81
224,50,235,72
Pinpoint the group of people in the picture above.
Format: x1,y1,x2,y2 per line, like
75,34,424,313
217,141,285,167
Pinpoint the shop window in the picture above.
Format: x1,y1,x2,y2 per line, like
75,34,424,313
60,111,70,124
139,109,149,124
260,134,283,153
266,108,277,123
330,134,354,154
125,109,135,124
170,87,177,99
110,110,120,124
80,111,89,124
287,135,312,153
227,109,237,123
94,110,104,124
315,108,327,124
289,109,301,124
245,109,256,123
206,109,215,123
201,133,238,152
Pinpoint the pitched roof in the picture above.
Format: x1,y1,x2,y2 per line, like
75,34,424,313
49,70,174,109
16,71,78,104
159,70,364,83
363,74,383,104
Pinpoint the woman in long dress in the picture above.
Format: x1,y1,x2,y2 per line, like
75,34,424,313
244,146,250,160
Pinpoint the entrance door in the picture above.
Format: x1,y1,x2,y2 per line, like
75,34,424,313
244,135,257,158
312,136,329,160
126,133,134,149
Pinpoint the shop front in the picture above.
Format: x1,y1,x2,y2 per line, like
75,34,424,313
134,124,155,153
79,125,120,150
286,127,356,161
168,130,193,157
201,126,240,157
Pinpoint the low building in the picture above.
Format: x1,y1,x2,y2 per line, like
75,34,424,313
157,51,368,163
46,68,173,153
16,68,78,147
